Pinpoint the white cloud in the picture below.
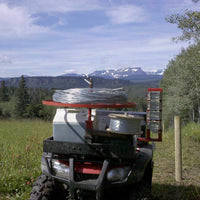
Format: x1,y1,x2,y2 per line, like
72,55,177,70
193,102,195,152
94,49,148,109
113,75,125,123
0,55,12,64
2,0,102,13
149,37,171,45
0,3,49,38
89,25,107,33
58,18,67,26
64,69,78,74
106,5,148,24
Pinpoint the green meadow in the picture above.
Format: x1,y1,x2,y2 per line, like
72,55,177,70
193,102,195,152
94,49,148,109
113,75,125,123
0,120,52,200
0,120,199,200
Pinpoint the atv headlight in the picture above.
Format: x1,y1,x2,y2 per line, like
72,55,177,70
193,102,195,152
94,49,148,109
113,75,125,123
52,159,69,179
41,155,49,175
107,166,131,182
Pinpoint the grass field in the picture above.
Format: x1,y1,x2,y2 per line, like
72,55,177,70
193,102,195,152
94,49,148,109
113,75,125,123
0,120,200,200
152,123,200,200
0,120,52,200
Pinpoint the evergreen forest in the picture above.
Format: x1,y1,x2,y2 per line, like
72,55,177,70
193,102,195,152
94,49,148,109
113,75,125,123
0,77,55,120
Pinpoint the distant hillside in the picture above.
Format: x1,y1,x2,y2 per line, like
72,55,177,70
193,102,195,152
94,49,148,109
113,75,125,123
4,76,132,89
0,78,9,81
2,67,163,90
3,75,161,98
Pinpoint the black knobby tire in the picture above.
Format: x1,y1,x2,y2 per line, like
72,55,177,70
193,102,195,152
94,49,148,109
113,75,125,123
128,161,153,200
29,174,66,200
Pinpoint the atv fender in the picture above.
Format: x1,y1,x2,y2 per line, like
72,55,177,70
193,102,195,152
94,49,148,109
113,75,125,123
128,144,153,184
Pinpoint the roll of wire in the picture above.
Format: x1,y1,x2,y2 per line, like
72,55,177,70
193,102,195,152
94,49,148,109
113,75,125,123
108,114,144,135
53,88,127,104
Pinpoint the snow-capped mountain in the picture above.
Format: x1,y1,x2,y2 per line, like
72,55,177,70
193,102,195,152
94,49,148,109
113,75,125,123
89,67,146,79
62,67,164,80
146,69,164,76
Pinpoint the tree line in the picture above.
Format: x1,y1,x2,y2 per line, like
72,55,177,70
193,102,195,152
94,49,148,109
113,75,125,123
0,76,56,120
162,3,200,126
0,76,149,120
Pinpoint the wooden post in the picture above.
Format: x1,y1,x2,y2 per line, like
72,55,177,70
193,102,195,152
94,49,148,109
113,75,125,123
174,116,182,182
162,121,165,135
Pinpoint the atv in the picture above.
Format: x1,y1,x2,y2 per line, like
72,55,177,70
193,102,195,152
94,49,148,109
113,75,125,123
29,86,162,200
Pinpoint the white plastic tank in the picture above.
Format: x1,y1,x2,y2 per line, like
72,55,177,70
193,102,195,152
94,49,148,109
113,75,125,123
53,108,96,143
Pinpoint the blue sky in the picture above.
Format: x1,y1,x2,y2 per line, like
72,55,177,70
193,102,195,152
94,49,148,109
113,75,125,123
0,0,199,77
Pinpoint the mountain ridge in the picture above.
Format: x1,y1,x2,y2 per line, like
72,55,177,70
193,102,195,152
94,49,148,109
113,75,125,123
62,67,164,80
1,67,163,89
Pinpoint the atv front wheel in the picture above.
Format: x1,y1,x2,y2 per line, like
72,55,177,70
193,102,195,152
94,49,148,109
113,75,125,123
128,161,153,200
29,174,67,200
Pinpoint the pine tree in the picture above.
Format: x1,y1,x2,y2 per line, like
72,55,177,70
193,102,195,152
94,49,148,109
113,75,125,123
14,76,30,118
0,80,8,101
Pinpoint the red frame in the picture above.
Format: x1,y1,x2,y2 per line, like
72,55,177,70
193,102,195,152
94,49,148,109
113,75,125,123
138,88,163,142
42,100,136,109
147,88,163,92
137,129,162,142
43,100,137,130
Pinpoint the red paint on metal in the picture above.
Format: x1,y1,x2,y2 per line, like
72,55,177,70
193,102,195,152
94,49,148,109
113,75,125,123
75,162,102,174
138,88,163,142
42,100,137,108
59,160,102,174
137,129,162,142
86,120,93,130
147,88,163,92
137,137,162,142
146,129,150,139
86,108,93,129
88,108,92,121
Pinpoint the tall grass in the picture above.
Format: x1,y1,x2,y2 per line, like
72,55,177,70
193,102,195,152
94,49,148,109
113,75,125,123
0,120,52,200
152,122,200,200
0,120,200,200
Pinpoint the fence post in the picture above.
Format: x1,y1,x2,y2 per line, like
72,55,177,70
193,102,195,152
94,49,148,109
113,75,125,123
174,116,182,182
162,121,165,135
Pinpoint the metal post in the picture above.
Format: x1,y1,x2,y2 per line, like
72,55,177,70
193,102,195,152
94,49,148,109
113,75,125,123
174,116,182,182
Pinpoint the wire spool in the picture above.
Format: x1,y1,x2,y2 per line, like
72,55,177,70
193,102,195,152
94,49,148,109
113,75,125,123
107,114,144,135
53,88,127,104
